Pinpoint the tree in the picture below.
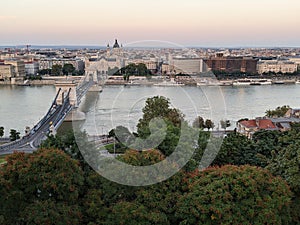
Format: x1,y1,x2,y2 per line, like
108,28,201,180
106,201,169,225
62,63,75,75
0,149,84,223
137,96,184,137
265,105,290,117
175,165,293,225
220,119,231,131
192,116,205,129
0,126,4,137
212,132,261,166
38,69,51,75
9,129,20,141
120,63,151,77
118,149,165,166
204,119,214,131
40,130,96,172
20,200,82,225
267,139,300,223
51,64,62,76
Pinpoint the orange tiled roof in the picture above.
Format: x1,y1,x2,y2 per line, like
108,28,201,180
240,120,257,128
258,119,276,129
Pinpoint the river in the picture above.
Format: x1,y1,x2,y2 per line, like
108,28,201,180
0,84,299,136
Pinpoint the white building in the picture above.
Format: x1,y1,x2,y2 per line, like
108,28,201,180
25,61,39,76
171,58,203,74
288,57,300,69
257,60,297,74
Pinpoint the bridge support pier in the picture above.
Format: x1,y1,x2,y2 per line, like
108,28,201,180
88,84,103,92
64,109,86,122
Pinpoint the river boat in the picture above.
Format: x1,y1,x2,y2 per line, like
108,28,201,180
233,79,252,86
154,80,185,86
273,80,285,85
250,79,272,85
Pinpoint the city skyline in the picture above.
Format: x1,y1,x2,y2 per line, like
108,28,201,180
0,0,299,47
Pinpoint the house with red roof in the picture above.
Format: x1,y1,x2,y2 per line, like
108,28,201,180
237,118,279,138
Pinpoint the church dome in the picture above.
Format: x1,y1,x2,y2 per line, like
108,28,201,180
113,39,120,48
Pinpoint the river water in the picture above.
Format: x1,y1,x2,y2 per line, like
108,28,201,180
0,84,299,136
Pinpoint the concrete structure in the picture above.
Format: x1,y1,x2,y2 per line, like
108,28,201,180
25,61,39,76
55,80,78,106
257,60,297,74
203,53,258,74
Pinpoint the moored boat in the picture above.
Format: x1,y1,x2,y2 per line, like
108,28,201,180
233,79,252,86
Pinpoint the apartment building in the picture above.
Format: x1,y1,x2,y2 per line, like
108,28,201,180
257,60,297,74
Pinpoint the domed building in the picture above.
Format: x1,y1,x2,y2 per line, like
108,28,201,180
113,39,120,48
86,39,125,77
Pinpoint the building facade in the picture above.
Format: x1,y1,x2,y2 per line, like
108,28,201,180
257,60,298,74
39,58,85,71
171,58,203,74
4,60,25,77
0,63,15,80
237,118,278,139
25,61,39,76
203,54,258,74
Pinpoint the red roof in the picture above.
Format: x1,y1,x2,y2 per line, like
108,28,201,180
258,119,276,129
239,119,276,129
240,120,257,128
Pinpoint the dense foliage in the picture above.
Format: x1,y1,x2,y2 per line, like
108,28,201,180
176,165,292,225
265,105,290,117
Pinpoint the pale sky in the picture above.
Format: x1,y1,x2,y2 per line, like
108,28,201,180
0,0,299,47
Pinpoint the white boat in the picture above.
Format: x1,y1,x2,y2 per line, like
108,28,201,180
154,80,185,86
233,79,252,86
197,81,207,86
250,79,272,85
273,80,285,85
296,80,300,84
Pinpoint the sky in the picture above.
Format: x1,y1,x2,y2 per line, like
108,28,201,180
0,0,299,47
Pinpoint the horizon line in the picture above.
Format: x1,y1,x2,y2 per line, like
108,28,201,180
0,44,300,49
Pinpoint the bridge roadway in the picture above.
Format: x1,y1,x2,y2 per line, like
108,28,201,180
0,78,95,155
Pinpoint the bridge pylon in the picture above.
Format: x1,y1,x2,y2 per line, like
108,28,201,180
55,80,78,106
85,70,103,92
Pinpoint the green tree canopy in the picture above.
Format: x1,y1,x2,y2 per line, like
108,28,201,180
220,119,231,130
204,119,214,131
265,105,290,117
0,126,4,137
51,64,62,76
137,96,184,137
175,165,292,225
62,63,75,75
192,116,205,129
9,129,20,141
0,149,84,224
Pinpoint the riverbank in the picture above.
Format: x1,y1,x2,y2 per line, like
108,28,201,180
1,75,299,87
0,75,85,86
